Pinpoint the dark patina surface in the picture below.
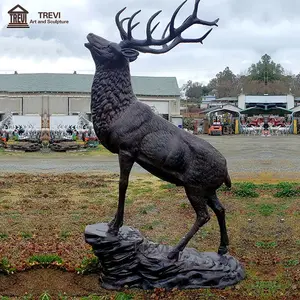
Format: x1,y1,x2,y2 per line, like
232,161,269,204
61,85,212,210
84,1,244,285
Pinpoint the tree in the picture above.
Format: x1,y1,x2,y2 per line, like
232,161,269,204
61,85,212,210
207,67,240,98
290,73,300,96
181,80,206,102
181,54,298,99
248,54,285,83
216,66,236,82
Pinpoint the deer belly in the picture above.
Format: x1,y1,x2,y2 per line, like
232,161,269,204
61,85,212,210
135,157,184,186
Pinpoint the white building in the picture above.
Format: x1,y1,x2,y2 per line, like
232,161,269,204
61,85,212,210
205,94,297,111
0,72,182,126
238,94,295,110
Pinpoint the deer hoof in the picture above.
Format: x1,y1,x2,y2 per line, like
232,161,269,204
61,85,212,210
217,245,228,255
107,220,120,236
167,250,180,261
107,225,119,236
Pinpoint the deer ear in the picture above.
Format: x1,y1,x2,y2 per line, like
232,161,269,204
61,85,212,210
121,48,139,62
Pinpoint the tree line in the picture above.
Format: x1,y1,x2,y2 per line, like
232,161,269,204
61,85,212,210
181,54,300,102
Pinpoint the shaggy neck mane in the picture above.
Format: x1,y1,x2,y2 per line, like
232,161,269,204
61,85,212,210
91,62,135,135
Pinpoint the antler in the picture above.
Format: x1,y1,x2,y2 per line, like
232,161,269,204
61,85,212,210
115,0,219,54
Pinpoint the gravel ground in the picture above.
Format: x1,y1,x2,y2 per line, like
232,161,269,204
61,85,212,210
0,135,299,180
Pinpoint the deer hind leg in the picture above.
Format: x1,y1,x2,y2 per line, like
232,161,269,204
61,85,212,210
168,186,210,260
207,192,229,255
107,151,134,235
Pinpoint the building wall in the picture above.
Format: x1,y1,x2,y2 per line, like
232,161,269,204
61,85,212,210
49,95,68,115
69,96,90,114
0,93,90,115
0,95,22,114
172,98,181,115
238,94,295,110
238,94,246,109
137,96,180,116
0,93,180,118
23,95,43,114
139,100,169,114
286,94,294,109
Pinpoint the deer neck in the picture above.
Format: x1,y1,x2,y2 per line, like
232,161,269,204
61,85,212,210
91,62,135,134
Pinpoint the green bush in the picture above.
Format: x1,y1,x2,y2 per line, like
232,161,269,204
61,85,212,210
75,256,99,274
274,182,299,198
233,182,259,198
0,257,15,274
183,117,194,131
115,293,133,300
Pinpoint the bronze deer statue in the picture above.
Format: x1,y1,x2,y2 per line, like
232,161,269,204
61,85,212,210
85,0,231,260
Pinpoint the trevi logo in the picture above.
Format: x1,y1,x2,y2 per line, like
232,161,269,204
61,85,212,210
7,4,69,28
7,4,30,28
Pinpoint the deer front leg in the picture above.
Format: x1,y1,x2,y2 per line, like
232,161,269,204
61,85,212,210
107,151,134,235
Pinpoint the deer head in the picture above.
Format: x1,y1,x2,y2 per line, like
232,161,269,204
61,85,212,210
85,0,219,66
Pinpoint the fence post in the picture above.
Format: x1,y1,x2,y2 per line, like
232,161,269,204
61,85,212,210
235,119,239,134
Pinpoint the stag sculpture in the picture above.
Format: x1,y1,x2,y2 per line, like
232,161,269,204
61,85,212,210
85,0,231,260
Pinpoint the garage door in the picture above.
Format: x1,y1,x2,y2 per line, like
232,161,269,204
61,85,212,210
69,97,90,114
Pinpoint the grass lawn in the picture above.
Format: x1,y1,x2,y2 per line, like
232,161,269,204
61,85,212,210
0,174,299,299
0,145,114,157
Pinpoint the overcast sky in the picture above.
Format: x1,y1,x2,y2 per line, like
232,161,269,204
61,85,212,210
1,0,300,87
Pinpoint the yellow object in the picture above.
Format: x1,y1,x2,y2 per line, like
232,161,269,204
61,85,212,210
235,119,239,134
294,119,297,134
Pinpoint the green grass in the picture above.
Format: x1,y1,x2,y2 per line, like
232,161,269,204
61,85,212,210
0,233,8,239
0,144,114,157
255,241,278,249
258,203,276,216
75,257,99,274
249,280,292,298
115,293,133,300
274,182,299,197
219,181,300,199
232,182,259,197
28,254,63,265
159,183,177,189
0,257,15,274
0,175,300,299
59,230,71,240
21,232,33,239
283,259,299,267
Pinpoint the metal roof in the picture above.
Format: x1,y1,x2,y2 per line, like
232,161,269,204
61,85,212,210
202,95,216,103
0,73,180,96
206,105,241,115
213,97,238,101
245,95,288,104
291,106,300,114
240,106,292,116
202,107,219,113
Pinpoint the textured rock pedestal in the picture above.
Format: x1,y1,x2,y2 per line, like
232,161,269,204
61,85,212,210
85,223,245,290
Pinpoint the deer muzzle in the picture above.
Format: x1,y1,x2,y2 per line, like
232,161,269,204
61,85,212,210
85,33,110,50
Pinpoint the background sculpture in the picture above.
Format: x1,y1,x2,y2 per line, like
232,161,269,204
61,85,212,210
84,0,245,289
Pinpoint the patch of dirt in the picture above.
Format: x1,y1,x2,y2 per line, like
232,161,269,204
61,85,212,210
0,269,101,297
